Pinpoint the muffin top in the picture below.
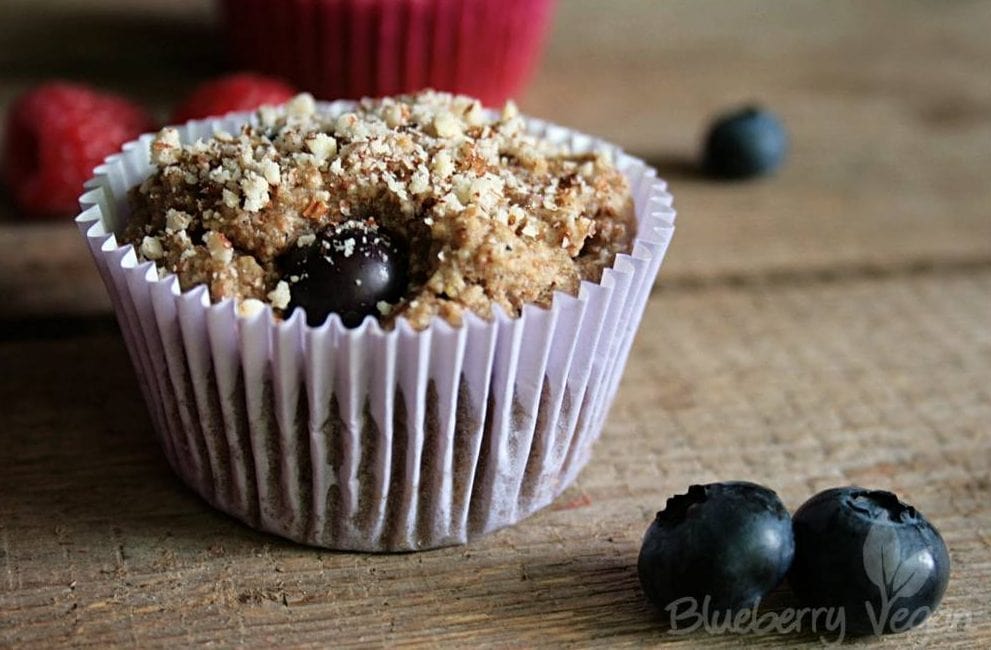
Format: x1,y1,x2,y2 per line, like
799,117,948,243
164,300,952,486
124,90,635,329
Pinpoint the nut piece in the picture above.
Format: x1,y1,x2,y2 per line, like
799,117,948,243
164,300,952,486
238,298,267,318
305,133,338,165
240,172,270,212
150,128,182,166
140,236,164,260
433,111,463,139
267,280,291,310
203,231,234,264
286,93,316,120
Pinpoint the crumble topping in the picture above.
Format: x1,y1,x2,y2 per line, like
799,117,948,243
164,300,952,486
124,90,636,329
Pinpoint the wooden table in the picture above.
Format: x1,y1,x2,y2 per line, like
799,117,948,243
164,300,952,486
2,1,989,646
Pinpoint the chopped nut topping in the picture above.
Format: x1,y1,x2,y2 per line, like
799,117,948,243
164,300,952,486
165,209,191,233
204,231,234,264
286,93,316,121
150,128,181,166
238,298,267,318
140,236,164,260
267,280,291,310
433,110,463,138
126,90,635,329
240,172,270,212
305,133,338,165
258,159,281,185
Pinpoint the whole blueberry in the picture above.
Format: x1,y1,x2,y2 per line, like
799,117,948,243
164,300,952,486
789,487,950,636
282,221,409,327
637,481,795,616
702,106,788,179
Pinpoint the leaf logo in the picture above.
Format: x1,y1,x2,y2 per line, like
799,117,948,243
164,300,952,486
862,524,935,633
863,524,899,592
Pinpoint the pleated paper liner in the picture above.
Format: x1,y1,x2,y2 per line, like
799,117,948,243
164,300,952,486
219,0,556,105
76,103,675,551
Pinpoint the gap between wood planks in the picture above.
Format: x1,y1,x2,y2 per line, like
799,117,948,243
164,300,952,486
656,255,991,291
2,254,989,344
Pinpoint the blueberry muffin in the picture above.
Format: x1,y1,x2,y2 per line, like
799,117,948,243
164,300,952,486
80,90,673,550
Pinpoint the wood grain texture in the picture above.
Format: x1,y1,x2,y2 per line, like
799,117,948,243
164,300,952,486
1,272,989,648
525,0,991,283
0,0,989,647
1,0,990,318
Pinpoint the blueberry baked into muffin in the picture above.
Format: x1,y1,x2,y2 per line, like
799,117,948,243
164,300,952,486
124,91,636,329
80,89,674,551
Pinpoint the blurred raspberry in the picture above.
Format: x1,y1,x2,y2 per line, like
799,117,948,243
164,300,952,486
1,82,154,219
171,73,298,123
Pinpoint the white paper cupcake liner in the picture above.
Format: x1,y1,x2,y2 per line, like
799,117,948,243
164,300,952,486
75,104,676,551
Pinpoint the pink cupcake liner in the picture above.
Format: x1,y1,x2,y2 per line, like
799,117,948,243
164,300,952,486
219,0,556,105
75,104,676,551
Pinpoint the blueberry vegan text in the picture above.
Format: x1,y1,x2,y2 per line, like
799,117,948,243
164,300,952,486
638,484,950,641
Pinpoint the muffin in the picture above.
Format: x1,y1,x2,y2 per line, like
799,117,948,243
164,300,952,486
219,0,556,105
77,91,675,551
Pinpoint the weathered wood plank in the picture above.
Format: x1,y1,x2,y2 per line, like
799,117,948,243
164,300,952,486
1,0,990,319
0,1,989,647
1,272,988,647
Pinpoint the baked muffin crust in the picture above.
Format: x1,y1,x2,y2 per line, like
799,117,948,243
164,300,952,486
125,91,635,329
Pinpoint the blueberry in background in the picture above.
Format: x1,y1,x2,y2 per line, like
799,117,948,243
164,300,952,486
637,481,795,616
702,106,788,179
789,487,951,636
282,220,409,327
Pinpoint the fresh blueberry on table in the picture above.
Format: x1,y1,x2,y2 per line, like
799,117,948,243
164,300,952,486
702,106,788,179
282,221,409,327
637,481,795,615
788,487,950,636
